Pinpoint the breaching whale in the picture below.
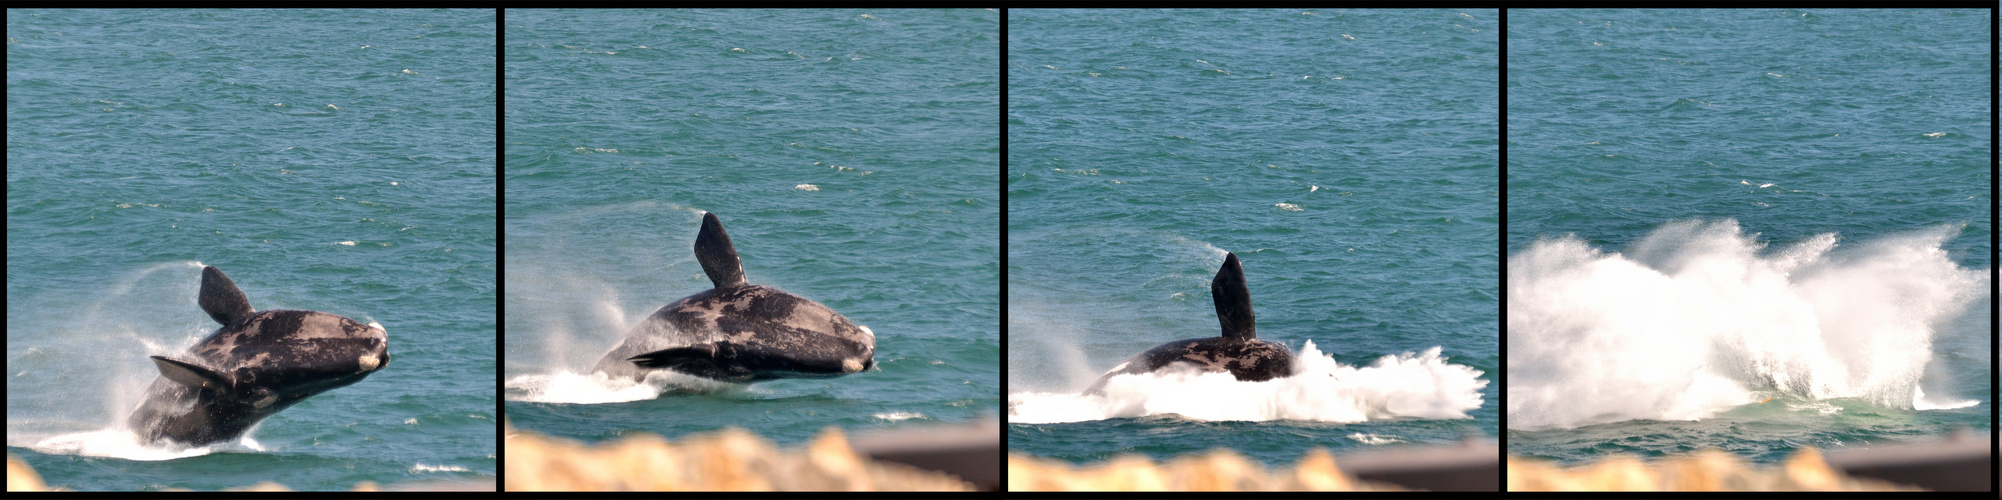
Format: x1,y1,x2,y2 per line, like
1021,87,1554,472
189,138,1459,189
1083,252,1295,395
126,266,390,446
589,212,875,383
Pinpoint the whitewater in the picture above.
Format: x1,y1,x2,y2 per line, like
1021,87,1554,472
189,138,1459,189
1506,219,1983,430
1008,340,1487,424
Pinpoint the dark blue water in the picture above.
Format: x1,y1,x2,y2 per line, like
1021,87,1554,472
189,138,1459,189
1007,9,1500,467
500,9,1001,450
1507,9,1990,465
7,9,497,490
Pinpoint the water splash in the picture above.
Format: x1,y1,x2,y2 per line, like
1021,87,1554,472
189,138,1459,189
9,262,239,460
1007,341,1486,424
1506,219,1982,429
22,427,264,461
503,369,742,404
1912,387,1978,411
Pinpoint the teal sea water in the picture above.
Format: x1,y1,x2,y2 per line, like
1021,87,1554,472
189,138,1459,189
500,10,1001,450
6,9,497,490
1007,9,1500,466
1507,9,1991,465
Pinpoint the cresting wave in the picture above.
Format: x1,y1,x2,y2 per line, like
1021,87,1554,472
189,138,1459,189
1007,341,1487,424
1507,219,1983,430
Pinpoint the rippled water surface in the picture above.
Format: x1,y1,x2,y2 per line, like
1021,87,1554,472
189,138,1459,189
8,9,497,490
1507,9,1990,465
501,9,1001,452
1008,9,1501,466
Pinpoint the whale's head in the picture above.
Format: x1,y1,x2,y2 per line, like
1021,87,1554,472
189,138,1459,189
130,309,390,446
127,266,392,446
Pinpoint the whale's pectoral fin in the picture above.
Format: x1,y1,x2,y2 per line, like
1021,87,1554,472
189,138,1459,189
1211,252,1256,340
198,266,254,326
150,356,233,391
630,343,756,381
628,344,719,369
1081,361,1139,396
694,212,748,288
1082,376,1111,396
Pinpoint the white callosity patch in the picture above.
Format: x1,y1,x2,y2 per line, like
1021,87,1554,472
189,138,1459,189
1507,219,1983,429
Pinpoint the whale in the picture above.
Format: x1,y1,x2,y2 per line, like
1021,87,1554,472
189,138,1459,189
1083,252,1295,395
589,212,875,383
125,266,390,446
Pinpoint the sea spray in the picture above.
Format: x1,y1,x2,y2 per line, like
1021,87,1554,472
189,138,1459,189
1007,341,1486,424
8,261,261,461
26,427,262,462
503,369,743,404
1507,219,1981,429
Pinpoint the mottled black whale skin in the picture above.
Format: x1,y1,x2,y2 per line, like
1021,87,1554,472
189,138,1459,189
591,212,875,383
125,266,389,446
1084,252,1296,395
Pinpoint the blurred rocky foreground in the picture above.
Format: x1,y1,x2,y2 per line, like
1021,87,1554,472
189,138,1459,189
1010,449,1397,491
1509,433,1991,492
503,419,996,491
1007,432,1993,492
5,453,493,492
1508,449,1916,492
1009,439,1499,491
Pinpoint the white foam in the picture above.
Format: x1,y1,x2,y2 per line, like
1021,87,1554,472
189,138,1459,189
503,369,739,404
1007,341,1486,424
873,412,926,422
1348,433,1403,445
1914,387,1979,410
26,427,263,461
1506,219,1982,429
1275,203,1303,212
411,463,472,473
795,184,820,192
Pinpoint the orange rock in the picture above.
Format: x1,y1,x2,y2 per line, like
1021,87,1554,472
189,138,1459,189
1506,449,1923,491
7,454,47,492
502,419,971,491
1006,449,1384,491
1288,448,1353,491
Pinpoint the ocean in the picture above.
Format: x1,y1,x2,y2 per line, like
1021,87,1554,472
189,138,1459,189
1506,9,1991,465
1006,9,1501,466
6,9,498,490
499,9,1002,452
